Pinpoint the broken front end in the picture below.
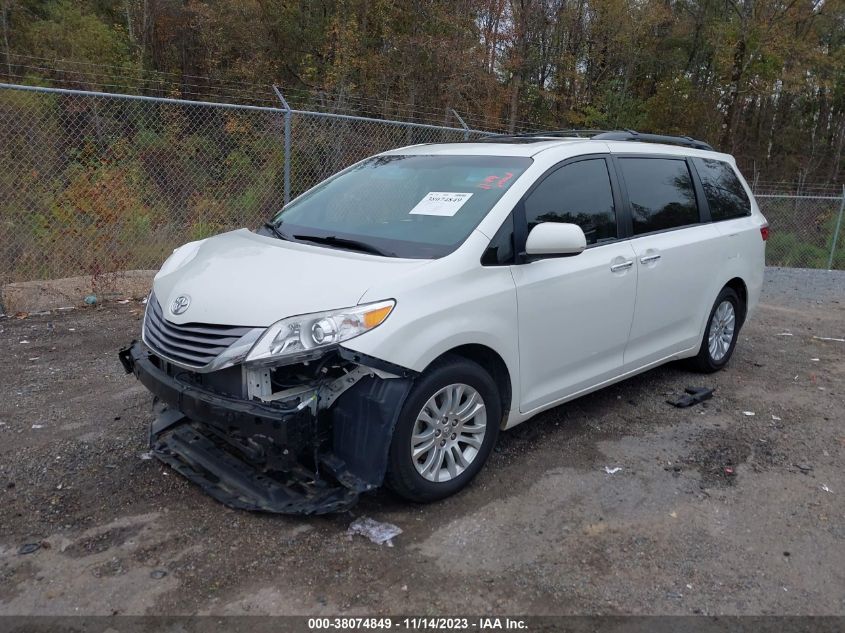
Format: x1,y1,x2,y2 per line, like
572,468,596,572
119,294,414,515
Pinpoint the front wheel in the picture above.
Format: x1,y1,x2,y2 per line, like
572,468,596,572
385,356,500,503
688,286,743,373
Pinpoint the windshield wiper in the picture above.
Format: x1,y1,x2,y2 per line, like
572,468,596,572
262,221,294,242
293,234,395,257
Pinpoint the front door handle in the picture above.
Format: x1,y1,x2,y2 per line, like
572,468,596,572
610,260,634,272
640,254,662,264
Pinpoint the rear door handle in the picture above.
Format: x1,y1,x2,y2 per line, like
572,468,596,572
640,254,662,264
610,260,634,272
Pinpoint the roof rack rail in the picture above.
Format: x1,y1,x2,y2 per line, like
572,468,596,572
476,129,715,150
593,130,714,151
516,129,606,138
477,129,606,142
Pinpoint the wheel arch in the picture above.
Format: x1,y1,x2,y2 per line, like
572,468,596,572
724,276,748,324
426,344,513,429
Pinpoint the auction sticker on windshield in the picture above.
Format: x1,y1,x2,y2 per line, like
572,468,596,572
409,192,473,216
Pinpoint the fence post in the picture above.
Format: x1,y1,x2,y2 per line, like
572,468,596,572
272,85,292,205
827,186,845,271
450,108,470,141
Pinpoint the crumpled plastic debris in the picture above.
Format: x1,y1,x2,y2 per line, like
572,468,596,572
666,387,713,408
84,295,98,305
604,466,622,475
347,516,402,546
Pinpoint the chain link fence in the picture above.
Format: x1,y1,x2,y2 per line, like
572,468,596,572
757,194,845,270
0,83,484,286
1,81,843,290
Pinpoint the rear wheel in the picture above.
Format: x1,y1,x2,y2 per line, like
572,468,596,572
386,356,500,502
688,287,743,373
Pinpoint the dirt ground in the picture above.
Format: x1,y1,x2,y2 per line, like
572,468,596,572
1,268,843,616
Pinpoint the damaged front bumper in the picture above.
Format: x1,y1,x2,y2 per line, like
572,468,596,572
119,341,413,515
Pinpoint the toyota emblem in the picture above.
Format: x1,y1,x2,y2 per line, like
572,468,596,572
170,295,191,315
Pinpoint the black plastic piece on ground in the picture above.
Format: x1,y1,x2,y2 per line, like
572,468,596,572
666,386,714,408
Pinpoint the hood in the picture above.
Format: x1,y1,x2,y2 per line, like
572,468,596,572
152,229,430,327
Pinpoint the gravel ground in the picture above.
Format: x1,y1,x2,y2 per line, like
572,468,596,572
0,269,843,616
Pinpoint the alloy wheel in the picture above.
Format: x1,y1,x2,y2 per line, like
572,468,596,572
411,383,487,483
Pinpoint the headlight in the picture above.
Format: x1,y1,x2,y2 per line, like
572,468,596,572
245,300,395,365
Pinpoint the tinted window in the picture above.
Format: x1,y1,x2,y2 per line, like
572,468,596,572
481,214,514,265
693,158,751,221
619,158,699,235
523,159,616,245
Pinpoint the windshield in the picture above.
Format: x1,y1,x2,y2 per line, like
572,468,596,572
270,154,532,258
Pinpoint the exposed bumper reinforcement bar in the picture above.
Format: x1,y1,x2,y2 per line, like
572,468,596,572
154,420,358,514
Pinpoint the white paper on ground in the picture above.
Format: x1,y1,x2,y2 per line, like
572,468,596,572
409,192,473,217
347,516,402,545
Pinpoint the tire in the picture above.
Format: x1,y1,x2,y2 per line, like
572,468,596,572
687,286,743,373
385,355,501,503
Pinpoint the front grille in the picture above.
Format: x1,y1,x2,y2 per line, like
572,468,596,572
143,294,253,368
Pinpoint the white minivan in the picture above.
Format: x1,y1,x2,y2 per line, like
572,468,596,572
120,130,767,514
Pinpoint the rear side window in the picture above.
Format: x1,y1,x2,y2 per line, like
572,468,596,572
693,158,751,221
619,158,699,235
523,158,617,245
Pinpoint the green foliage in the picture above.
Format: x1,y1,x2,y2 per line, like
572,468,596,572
0,91,283,281
20,1,134,68
1,0,844,281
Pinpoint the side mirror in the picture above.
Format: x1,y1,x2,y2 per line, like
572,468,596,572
525,222,586,256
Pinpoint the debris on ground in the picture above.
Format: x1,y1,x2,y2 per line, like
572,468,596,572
776,332,794,336
604,466,622,475
813,336,844,343
743,411,756,416
139,451,154,460
150,569,168,579
18,543,40,555
821,484,833,494
83,295,98,305
666,387,714,408
347,516,402,546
